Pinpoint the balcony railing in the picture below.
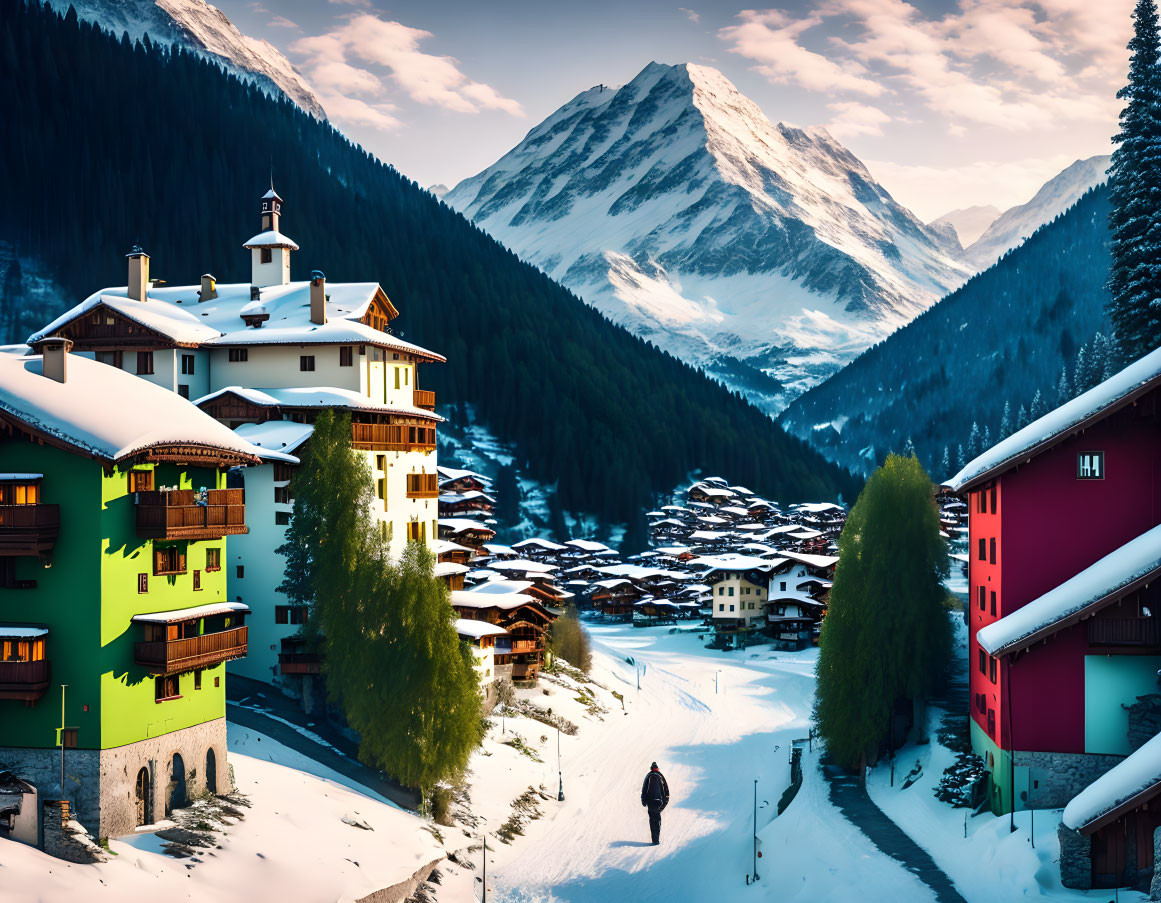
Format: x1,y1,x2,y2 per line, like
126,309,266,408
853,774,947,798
0,659,50,701
351,423,437,452
278,652,322,675
406,473,439,498
1088,617,1161,647
135,626,248,675
0,504,60,557
135,489,246,541
413,389,436,411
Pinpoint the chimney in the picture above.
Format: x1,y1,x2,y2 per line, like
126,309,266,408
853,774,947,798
199,273,217,302
310,270,327,325
127,246,150,302
41,337,73,384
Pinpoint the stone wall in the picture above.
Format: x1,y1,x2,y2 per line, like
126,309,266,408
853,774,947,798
1014,749,1124,809
1151,826,1161,901
0,717,229,842
41,801,105,864
1058,824,1092,890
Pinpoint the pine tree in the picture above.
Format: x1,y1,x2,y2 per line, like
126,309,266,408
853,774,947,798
902,436,916,457
1056,366,1072,404
1017,404,1029,429
982,425,990,451
1030,390,1047,420
1074,343,1093,392
999,400,1012,438
968,422,981,458
1107,0,1161,361
956,444,965,470
816,455,951,771
1091,331,1113,383
939,446,950,477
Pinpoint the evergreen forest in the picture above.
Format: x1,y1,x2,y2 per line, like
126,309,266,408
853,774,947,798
0,2,860,524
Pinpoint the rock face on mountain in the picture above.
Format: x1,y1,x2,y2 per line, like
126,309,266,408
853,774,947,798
446,62,968,406
48,0,326,119
963,156,1110,270
928,205,1000,248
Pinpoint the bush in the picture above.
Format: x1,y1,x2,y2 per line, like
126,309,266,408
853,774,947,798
548,606,592,672
430,785,455,826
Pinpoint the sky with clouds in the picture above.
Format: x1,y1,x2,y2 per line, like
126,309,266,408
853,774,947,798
224,0,1131,221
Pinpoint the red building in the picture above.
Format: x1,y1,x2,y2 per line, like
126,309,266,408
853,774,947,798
946,347,1161,841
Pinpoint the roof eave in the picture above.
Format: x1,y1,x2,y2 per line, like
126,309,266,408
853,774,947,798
1077,777,1161,835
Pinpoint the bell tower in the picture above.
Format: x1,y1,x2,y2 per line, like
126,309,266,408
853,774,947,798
243,184,298,288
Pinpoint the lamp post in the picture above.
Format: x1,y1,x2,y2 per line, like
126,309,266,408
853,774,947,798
59,684,68,803
478,816,488,903
557,727,565,802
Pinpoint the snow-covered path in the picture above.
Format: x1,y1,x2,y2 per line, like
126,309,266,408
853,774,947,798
466,624,938,903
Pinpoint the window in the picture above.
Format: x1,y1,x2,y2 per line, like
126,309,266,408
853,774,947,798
989,538,996,565
136,351,154,375
407,521,422,541
274,486,292,504
978,586,986,611
299,355,315,372
194,670,202,691
719,604,724,612
1077,451,1104,480
260,247,272,264
96,350,123,369
214,676,220,688
780,581,786,591
978,538,986,561
377,478,386,501
275,605,308,625
181,354,195,375
987,708,996,737
177,384,190,399
978,648,986,674
60,728,78,748
729,604,735,612
394,368,401,390
155,675,180,702
236,565,245,579
275,511,291,526
192,570,201,591
138,573,148,593
744,587,751,595
272,462,292,482
375,455,386,471
153,546,186,576
990,486,998,513
206,548,221,572
228,348,248,362
718,586,724,596
0,481,40,505
728,587,735,597
989,657,997,684
339,346,353,367
129,469,154,493
990,591,997,617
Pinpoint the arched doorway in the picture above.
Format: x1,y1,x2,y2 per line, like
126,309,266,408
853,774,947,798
205,747,217,795
135,767,151,827
167,753,186,814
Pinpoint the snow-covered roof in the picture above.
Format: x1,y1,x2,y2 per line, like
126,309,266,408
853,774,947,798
793,502,845,513
0,354,263,465
688,530,730,541
488,559,558,574
454,619,508,640
565,539,611,552
0,344,30,356
690,553,776,573
596,564,682,580
29,295,221,346
779,550,840,570
242,229,300,250
480,543,515,557
512,537,566,551
430,538,473,556
0,625,49,638
205,319,443,359
434,561,469,578
1063,732,1161,833
0,473,43,480
441,517,494,534
468,579,534,594
232,421,310,462
978,524,1161,656
947,346,1161,491
437,465,489,482
131,601,250,624
196,385,442,422
450,590,539,611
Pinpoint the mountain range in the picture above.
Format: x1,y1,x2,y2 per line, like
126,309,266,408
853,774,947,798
928,205,1001,248
47,0,326,119
446,62,970,406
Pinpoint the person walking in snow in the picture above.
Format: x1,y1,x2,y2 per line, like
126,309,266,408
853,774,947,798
641,761,669,845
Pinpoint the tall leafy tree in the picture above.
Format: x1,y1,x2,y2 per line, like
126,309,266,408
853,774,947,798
1108,0,1161,360
816,455,951,772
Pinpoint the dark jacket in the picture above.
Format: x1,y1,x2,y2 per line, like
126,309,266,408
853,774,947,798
641,769,669,809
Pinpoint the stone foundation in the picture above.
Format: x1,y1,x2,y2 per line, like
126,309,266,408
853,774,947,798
1151,826,1161,901
1058,824,1092,890
0,717,228,841
1013,749,1124,809
41,800,105,864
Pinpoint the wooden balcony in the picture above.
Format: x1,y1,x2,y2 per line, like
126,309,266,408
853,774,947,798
509,639,542,654
278,652,322,675
413,389,436,411
511,661,541,681
0,659,50,702
351,423,437,452
1089,617,1161,647
135,489,246,541
406,473,439,498
135,626,248,675
0,505,60,557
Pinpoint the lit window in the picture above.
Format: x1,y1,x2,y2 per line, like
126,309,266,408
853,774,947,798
1077,452,1104,480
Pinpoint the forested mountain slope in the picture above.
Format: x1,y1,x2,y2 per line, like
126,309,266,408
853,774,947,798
0,2,860,523
780,186,1113,478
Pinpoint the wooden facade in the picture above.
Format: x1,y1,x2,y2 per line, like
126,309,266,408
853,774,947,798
134,626,248,675
135,489,247,541
0,504,60,557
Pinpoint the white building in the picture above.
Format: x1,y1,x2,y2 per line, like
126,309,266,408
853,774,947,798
454,619,508,685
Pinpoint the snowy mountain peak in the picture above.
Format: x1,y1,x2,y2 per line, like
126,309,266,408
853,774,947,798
447,61,968,407
48,0,326,120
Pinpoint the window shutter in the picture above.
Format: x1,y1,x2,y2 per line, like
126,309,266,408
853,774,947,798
178,551,187,573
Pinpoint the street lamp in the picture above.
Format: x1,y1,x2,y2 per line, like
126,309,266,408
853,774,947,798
557,727,565,802
477,816,488,903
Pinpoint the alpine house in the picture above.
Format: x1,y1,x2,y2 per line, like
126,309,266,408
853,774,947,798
945,345,1161,892
0,342,276,842
25,188,446,702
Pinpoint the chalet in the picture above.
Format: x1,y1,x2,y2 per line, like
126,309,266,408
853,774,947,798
439,490,495,518
945,347,1161,891
697,555,775,634
0,346,265,842
437,466,489,494
451,588,556,683
454,619,508,685
439,517,496,551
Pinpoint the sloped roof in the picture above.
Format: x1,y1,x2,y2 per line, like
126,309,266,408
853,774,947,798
1063,732,1161,833
29,295,221,346
196,385,442,422
232,420,311,462
243,229,299,249
946,346,1161,492
978,523,1161,656
0,354,262,465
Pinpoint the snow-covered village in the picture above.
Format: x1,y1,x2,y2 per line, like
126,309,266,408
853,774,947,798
2,1,1161,901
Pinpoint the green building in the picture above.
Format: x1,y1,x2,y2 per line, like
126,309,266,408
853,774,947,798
0,340,266,841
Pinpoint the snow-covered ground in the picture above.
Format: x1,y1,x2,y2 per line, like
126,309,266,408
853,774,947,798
1,727,441,903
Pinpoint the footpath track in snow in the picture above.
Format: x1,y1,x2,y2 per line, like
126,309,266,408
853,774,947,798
463,624,939,903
